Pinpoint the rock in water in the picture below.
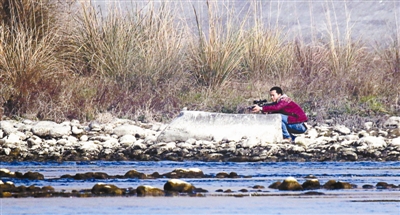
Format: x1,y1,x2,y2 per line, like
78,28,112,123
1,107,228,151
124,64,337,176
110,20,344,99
278,177,303,191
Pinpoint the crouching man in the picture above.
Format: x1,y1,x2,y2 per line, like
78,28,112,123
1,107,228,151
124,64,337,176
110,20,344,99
251,86,308,142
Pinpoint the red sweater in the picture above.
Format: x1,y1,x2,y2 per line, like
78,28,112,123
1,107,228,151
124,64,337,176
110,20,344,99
261,95,308,124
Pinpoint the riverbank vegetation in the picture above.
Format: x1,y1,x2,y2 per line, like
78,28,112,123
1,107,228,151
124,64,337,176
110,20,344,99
0,0,399,123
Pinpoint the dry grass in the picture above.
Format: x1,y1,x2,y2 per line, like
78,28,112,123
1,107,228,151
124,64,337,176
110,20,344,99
187,1,247,89
242,2,292,82
0,0,69,117
0,0,399,123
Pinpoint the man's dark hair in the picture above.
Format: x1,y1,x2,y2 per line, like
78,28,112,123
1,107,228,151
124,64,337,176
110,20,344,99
270,86,283,95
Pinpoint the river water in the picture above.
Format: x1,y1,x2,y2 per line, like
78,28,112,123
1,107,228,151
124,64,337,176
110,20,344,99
0,161,399,214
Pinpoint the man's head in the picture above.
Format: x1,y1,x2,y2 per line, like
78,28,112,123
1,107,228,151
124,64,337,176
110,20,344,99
269,86,283,102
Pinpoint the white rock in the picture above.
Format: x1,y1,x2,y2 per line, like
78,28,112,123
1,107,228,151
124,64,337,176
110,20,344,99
333,125,351,135
103,124,114,133
344,134,359,141
294,136,314,147
101,138,119,148
144,135,157,144
185,138,196,145
31,121,71,138
57,139,69,146
31,121,57,136
68,136,78,144
306,128,319,139
151,123,164,131
266,144,280,157
119,135,136,145
390,137,400,146
384,116,400,128
342,149,358,160
176,142,194,150
28,136,42,144
241,137,260,148
3,148,11,155
88,121,102,131
72,126,84,135
132,141,147,150
113,124,146,137
5,133,21,145
45,139,57,146
315,125,330,132
157,142,176,154
80,135,89,142
357,136,387,149
14,131,27,141
0,121,17,135
340,140,353,147
290,145,306,153
91,135,111,142
17,124,32,132
102,148,113,155
50,125,71,138
80,141,100,152
48,146,55,153
71,119,80,127
30,144,41,150
378,130,388,137
357,144,370,153
357,130,370,138
22,119,34,124
364,122,373,130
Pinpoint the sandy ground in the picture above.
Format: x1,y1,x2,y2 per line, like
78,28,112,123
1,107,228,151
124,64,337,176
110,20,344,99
93,0,400,45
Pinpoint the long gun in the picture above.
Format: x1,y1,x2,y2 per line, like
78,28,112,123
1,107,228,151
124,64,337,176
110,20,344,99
248,99,275,111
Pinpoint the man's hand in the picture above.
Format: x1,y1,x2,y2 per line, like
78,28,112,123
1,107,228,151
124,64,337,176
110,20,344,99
251,105,262,113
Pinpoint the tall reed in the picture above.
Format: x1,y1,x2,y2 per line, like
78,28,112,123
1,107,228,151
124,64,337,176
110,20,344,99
187,1,247,89
70,2,184,88
242,1,292,82
0,0,68,116
67,1,187,120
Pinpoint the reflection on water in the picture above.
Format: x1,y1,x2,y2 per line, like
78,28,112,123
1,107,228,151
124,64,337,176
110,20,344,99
1,161,399,214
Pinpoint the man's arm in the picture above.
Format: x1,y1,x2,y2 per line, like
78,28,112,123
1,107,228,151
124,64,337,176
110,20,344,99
260,99,289,112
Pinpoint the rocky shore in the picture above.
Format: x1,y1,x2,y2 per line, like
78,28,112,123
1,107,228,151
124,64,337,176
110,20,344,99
0,114,399,162
1,167,399,198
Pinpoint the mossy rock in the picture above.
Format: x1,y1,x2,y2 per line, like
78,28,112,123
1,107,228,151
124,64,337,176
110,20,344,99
324,180,353,189
216,172,229,178
0,182,16,192
376,182,396,189
229,172,239,178
136,185,165,196
323,180,337,189
302,179,321,190
93,172,109,179
91,183,124,196
73,172,108,180
41,186,55,193
278,177,303,191
23,171,44,180
163,179,195,193
124,170,147,179
1,192,12,197
268,181,282,189
163,168,204,178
